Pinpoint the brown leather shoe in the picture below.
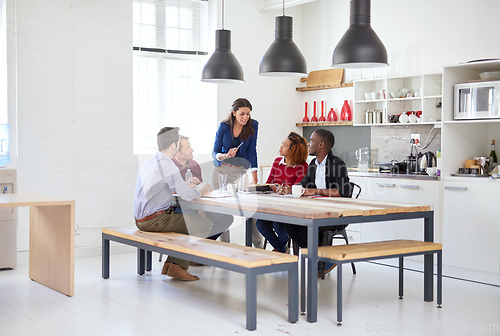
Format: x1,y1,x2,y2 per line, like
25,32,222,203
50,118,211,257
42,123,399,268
318,263,337,277
161,262,199,281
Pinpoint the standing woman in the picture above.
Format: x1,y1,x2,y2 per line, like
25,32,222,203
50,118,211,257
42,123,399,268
212,98,262,246
256,132,308,253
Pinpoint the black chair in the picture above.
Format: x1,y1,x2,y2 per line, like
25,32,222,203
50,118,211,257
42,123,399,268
263,236,300,255
318,182,361,278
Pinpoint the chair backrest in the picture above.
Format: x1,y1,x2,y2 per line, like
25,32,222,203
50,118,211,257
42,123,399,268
350,182,361,199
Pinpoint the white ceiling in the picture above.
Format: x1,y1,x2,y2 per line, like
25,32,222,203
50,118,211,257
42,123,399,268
260,0,317,11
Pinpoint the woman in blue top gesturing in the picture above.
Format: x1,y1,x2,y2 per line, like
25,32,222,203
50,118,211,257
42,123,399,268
212,98,262,246
212,98,259,186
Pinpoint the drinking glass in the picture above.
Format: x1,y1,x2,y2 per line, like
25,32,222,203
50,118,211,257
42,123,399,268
237,175,245,193
218,174,227,191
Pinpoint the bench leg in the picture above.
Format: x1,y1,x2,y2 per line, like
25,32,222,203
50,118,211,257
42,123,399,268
146,250,152,272
288,263,299,323
399,257,404,299
424,213,434,302
437,251,442,308
137,248,145,275
245,218,253,247
102,236,110,279
246,271,257,331
300,254,306,315
337,263,343,325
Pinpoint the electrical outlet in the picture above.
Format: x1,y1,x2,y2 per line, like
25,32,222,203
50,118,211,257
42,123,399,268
411,133,420,144
75,225,81,235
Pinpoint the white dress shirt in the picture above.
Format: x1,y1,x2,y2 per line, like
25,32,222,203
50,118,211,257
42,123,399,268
134,151,200,219
314,157,327,189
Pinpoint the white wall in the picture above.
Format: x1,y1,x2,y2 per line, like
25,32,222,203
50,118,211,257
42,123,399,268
8,0,137,252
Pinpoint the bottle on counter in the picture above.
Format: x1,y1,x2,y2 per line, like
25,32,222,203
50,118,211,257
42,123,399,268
490,140,497,163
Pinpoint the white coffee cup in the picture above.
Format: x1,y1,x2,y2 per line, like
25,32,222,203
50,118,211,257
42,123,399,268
292,185,305,198
370,92,378,100
426,167,437,176
364,92,371,100
227,183,237,196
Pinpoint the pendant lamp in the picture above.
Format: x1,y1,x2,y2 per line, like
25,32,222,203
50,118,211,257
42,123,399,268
259,0,307,76
332,0,388,68
201,0,244,83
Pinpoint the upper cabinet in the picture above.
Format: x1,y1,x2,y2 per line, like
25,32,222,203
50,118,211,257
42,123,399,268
353,74,442,126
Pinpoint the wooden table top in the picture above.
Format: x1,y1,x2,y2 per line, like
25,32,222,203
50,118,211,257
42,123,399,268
186,193,430,220
0,193,75,207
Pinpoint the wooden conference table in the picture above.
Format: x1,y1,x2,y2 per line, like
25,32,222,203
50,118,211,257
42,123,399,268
178,192,434,323
0,193,75,296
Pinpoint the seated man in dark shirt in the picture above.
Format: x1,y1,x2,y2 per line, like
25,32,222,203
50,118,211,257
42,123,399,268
283,129,351,276
172,135,233,241
171,136,203,183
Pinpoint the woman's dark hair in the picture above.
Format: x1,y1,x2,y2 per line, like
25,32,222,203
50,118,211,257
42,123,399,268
223,98,255,141
286,132,309,166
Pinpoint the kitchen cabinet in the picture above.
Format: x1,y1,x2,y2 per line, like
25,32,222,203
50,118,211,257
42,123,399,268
441,179,500,274
353,74,442,126
349,176,441,244
439,60,500,278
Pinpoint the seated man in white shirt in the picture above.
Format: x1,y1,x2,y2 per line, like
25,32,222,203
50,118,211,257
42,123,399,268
133,127,230,281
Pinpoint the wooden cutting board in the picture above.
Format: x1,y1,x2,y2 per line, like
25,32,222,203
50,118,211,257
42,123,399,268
300,69,344,87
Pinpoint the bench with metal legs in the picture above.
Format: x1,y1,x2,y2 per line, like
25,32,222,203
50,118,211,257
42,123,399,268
300,239,442,325
102,227,299,331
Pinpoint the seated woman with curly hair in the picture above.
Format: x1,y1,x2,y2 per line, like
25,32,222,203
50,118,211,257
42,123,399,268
256,132,308,253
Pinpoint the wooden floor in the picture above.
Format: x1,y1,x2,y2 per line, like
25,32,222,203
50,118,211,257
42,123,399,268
0,252,499,336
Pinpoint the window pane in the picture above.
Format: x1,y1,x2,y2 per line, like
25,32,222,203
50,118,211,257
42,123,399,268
141,3,156,25
179,8,192,29
142,26,156,48
165,6,179,28
165,28,179,50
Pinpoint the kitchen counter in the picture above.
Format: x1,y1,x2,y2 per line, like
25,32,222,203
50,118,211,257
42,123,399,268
348,169,440,181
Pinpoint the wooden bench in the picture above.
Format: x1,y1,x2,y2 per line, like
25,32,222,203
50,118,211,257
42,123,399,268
102,227,299,331
301,239,442,325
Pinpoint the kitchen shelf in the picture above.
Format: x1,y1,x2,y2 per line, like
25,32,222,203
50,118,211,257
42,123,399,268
353,73,443,125
296,83,353,92
296,121,353,127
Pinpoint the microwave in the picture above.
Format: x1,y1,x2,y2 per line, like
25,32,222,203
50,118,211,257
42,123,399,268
454,80,500,120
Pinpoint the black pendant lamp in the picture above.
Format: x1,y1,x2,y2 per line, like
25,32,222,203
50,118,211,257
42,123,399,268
332,0,388,68
201,0,243,83
259,0,307,76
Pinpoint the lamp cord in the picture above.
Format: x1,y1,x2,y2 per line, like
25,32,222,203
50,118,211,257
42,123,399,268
222,0,225,29
282,0,285,16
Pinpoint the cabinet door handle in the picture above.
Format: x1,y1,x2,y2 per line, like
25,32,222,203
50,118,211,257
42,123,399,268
376,183,396,188
400,184,420,189
444,186,468,191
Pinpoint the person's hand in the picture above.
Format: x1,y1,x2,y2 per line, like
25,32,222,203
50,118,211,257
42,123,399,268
200,183,213,196
226,147,238,159
269,184,279,193
276,184,291,195
190,177,201,185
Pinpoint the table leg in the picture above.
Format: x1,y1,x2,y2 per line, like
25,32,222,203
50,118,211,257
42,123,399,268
102,236,110,279
29,204,75,297
424,212,434,302
245,218,252,247
306,225,318,322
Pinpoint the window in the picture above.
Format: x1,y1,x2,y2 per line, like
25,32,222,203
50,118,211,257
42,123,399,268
132,0,215,155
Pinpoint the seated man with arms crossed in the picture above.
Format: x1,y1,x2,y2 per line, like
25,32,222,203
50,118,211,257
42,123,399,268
134,127,231,281
282,129,351,276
